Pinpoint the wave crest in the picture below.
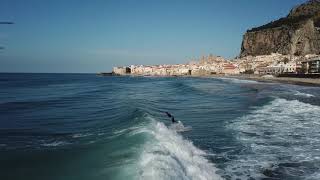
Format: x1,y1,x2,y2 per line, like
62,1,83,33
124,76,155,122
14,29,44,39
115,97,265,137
139,118,222,180
294,90,315,97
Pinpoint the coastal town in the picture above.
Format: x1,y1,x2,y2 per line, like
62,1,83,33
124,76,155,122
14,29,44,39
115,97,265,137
112,53,320,77
111,0,320,80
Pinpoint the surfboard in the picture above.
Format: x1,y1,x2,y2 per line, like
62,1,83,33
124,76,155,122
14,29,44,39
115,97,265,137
169,121,192,132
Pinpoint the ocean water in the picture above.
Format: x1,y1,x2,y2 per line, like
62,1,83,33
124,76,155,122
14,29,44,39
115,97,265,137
1,73,320,180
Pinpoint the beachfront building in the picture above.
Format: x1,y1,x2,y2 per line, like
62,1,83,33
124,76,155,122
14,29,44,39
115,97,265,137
175,66,191,76
283,61,297,73
234,53,307,75
113,67,129,75
256,66,280,75
256,61,299,75
113,53,320,76
301,57,320,74
256,62,284,75
222,63,240,74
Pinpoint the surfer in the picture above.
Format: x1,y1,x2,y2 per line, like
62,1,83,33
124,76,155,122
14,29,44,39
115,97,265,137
165,112,177,123
164,112,191,132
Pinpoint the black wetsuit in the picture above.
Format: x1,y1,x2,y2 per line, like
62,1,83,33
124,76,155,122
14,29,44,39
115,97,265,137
165,112,177,123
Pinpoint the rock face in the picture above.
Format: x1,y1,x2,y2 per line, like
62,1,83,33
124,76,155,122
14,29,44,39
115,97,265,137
240,0,320,57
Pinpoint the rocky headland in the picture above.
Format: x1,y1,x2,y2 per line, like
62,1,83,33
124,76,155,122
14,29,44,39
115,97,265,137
240,0,320,57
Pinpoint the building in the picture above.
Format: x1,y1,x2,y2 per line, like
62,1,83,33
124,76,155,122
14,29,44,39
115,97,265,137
283,61,297,74
257,66,280,75
222,63,239,74
113,67,126,75
301,57,320,74
256,61,298,75
256,63,284,75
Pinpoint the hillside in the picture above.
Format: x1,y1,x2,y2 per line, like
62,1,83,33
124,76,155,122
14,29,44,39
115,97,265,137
240,0,320,57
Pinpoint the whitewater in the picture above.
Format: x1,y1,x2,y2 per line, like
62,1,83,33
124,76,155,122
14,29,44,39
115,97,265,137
112,115,222,180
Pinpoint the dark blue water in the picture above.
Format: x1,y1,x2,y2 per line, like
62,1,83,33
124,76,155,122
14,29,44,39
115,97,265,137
1,73,320,180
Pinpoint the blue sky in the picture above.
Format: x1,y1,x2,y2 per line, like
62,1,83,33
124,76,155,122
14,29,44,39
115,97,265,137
0,0,307,73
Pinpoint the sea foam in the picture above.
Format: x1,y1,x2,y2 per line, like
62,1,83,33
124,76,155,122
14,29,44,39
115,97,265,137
217,77,259,84
294,90,315,97
41,141,69,147
138,118,222,180
227,98,320,179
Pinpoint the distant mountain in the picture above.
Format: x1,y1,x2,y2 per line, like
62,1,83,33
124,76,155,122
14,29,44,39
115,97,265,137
240,0,320,57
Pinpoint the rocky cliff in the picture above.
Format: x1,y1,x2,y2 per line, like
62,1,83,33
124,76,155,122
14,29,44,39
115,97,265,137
240,0,320,57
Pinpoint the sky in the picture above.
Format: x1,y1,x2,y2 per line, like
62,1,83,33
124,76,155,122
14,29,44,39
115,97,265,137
0,0,307,73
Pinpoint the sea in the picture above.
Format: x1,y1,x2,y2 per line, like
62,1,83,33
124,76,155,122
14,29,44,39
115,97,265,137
1,73,320,180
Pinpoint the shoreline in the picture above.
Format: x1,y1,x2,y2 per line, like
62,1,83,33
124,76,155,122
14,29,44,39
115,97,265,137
225,74,320,87
128,74,320,87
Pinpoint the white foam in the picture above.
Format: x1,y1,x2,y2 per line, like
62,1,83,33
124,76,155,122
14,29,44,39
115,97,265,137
42,141,69,147
169,121,192,132
139,118,222,180
113,126,143,135
294,91,315,97
72,133,92,138
227,98,320,179
216,77,259,84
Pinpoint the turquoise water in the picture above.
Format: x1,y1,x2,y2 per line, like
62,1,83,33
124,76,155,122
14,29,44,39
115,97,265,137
1,74,320,180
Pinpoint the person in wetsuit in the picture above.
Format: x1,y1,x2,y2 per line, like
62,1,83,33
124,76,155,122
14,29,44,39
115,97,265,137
165,112,177,123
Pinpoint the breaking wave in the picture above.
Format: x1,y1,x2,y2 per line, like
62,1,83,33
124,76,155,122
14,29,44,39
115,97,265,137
216,77,260,84
294,90,315,97
72,133,93,138
138,117,222,180
41,141,69,147
227,98,320,179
